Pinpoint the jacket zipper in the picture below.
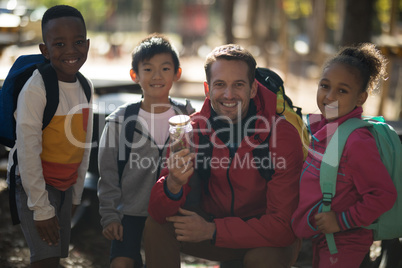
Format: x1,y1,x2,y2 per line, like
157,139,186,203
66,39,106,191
154,138,170,181
154,148,164,181
227,150,235,216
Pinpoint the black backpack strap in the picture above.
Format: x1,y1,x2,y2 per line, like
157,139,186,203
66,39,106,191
170,98,188,115
37,63,59,130
117,102,142,181
195,132,213,195
251,133,274,181
76,72,91,103
9,150,20,225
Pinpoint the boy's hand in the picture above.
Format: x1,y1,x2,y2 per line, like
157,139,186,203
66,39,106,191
166,149,195,194
315,211,341,234
34,216,60,246
102,222,123,241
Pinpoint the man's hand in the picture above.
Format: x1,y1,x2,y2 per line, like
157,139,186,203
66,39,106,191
34,216,60,246
315,211,341,234
166,149,195,194
166,208,216,243
102,221,123,241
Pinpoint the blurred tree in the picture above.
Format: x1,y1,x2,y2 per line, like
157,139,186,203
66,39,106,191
247,0,259,45
29,0,110,30
308,0,326,64
223,0,235,43
340,0,375,46
149,0,164,33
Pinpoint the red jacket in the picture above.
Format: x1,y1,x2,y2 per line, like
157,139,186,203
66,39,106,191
148,82,304,248
291,107,397,241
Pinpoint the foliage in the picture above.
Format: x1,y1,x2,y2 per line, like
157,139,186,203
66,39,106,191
283,0,312,19
27,0,109,30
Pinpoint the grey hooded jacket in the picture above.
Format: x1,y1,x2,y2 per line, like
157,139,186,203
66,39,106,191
97,99,194,229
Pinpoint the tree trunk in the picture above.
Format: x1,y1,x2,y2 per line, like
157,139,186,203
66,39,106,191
247,0,259,44
340,0,374,46
223,0,235,44
308,0,327,66
149,0,164,33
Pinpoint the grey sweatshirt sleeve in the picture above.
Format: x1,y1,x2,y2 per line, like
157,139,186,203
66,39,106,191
97,118,124,229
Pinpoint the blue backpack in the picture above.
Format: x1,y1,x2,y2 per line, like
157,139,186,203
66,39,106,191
0,54,91,225
0,54,91,147
320,117,402,254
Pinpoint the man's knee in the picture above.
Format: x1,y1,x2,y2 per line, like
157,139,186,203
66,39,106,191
144,217,182,267
244,239,301,268
31,257,60,268
144,217,175,240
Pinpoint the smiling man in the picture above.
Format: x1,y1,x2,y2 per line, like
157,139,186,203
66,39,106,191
144,44,304,268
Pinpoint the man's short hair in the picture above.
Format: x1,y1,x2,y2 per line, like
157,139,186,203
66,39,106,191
41,5,86,40
131,33,180,74
204,44,257,86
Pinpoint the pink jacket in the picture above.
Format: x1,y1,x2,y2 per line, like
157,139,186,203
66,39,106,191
291,107,397,240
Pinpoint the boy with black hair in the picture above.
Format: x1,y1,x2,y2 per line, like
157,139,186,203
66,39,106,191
97,33,194,268
6,5,93,268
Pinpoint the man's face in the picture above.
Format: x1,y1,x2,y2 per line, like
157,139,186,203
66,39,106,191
40,17,89,82
205,59,257,124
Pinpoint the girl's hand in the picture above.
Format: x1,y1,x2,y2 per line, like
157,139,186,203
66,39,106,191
315,211,341,234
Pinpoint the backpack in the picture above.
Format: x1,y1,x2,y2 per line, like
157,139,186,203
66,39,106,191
320,116,402,254
1,54,91,225
255,67,309,159
196,67,309,187
0,54,91,147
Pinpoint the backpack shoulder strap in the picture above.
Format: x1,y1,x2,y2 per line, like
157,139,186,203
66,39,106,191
320,118,370,254
36,63,59,130
195,131,214,195
117,102,142,181
76,72,91,102
252,132,274,181
9,150,20,225
170,98,188,114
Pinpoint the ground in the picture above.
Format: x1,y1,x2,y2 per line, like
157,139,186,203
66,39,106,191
0,176,316,268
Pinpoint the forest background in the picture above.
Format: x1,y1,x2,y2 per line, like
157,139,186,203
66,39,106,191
2,0,402,119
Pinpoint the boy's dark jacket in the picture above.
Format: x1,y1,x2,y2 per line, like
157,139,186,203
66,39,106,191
148,83,304,249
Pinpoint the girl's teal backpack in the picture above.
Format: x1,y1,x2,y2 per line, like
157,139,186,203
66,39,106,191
320,116,402,254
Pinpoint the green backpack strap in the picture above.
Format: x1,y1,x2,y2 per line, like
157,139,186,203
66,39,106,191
320,118,371,254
